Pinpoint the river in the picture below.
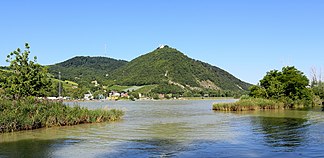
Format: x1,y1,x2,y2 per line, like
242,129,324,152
0,99,324,158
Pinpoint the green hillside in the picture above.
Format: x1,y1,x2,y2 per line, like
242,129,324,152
107,46,251,91
40,46,253,97
48,56,128,84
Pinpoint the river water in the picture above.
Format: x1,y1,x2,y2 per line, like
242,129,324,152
0,99,324,158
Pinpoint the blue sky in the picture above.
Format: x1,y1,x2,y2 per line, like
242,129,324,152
0,0,323,84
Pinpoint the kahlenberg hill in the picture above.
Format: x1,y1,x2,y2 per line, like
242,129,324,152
48,45,251,95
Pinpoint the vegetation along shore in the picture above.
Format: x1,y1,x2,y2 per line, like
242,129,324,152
0,43,124,133
213,97,285,111
213,66,324,111
0,98,123,133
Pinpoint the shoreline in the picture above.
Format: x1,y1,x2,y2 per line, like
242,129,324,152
63,97,235,103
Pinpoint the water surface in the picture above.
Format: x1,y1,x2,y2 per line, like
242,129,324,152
1,100,324,157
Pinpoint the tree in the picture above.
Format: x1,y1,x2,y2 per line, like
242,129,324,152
3,43,51,99
312,82,324,99
93,90,106,99
249,85,267,98
250,66,315,107
310,67,324,100
280,66,309,99
259,70,285,99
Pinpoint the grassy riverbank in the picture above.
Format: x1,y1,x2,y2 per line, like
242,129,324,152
213,98,286,111
0,98,124,133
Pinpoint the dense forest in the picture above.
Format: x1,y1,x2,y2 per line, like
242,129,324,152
48,56,128,85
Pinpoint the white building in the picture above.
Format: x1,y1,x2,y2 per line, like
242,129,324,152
84,93,93,100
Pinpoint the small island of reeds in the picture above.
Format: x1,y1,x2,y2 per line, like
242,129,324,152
213,98,285,111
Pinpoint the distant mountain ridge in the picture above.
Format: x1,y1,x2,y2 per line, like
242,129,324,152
106,46,251,91
47,46,251,92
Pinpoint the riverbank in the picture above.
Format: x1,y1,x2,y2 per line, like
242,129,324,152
63,97,235,103
0,98,124,133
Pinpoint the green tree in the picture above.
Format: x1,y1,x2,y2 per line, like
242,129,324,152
69,87,87,99
280,66,309,99
312,82,324,99
250,66,314,107
259,70,285,99
249,85,267,98
310,69,324,100
129,92,140,99
93,90,106,99
3,43,51,99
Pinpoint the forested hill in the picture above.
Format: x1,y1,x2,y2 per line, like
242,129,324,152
48,56,128,84
107,46,251,91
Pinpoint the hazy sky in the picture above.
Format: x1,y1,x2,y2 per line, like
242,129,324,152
0,0,323,84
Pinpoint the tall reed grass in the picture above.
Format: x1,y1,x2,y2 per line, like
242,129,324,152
213,98,285,111
0,98,124,133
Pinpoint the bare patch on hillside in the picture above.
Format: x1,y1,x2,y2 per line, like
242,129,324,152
198,80,220,90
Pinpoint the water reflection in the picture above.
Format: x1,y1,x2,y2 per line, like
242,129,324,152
251,115,309,151
100,121,192,157
0,138,81,158
100,138,185,158
99,139,269,158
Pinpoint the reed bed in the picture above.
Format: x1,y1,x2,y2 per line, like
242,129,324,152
213,98,285,111
0,98,124,133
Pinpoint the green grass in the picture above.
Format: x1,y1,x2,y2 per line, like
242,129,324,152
51,78,78,86
63,80,78,86
107,85,132,91
213,98,285,111
0,98,124,133
123,86,144,92
107,84,158,94
135,85,158,94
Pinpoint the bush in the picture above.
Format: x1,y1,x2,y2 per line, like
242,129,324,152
240,95,250,100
